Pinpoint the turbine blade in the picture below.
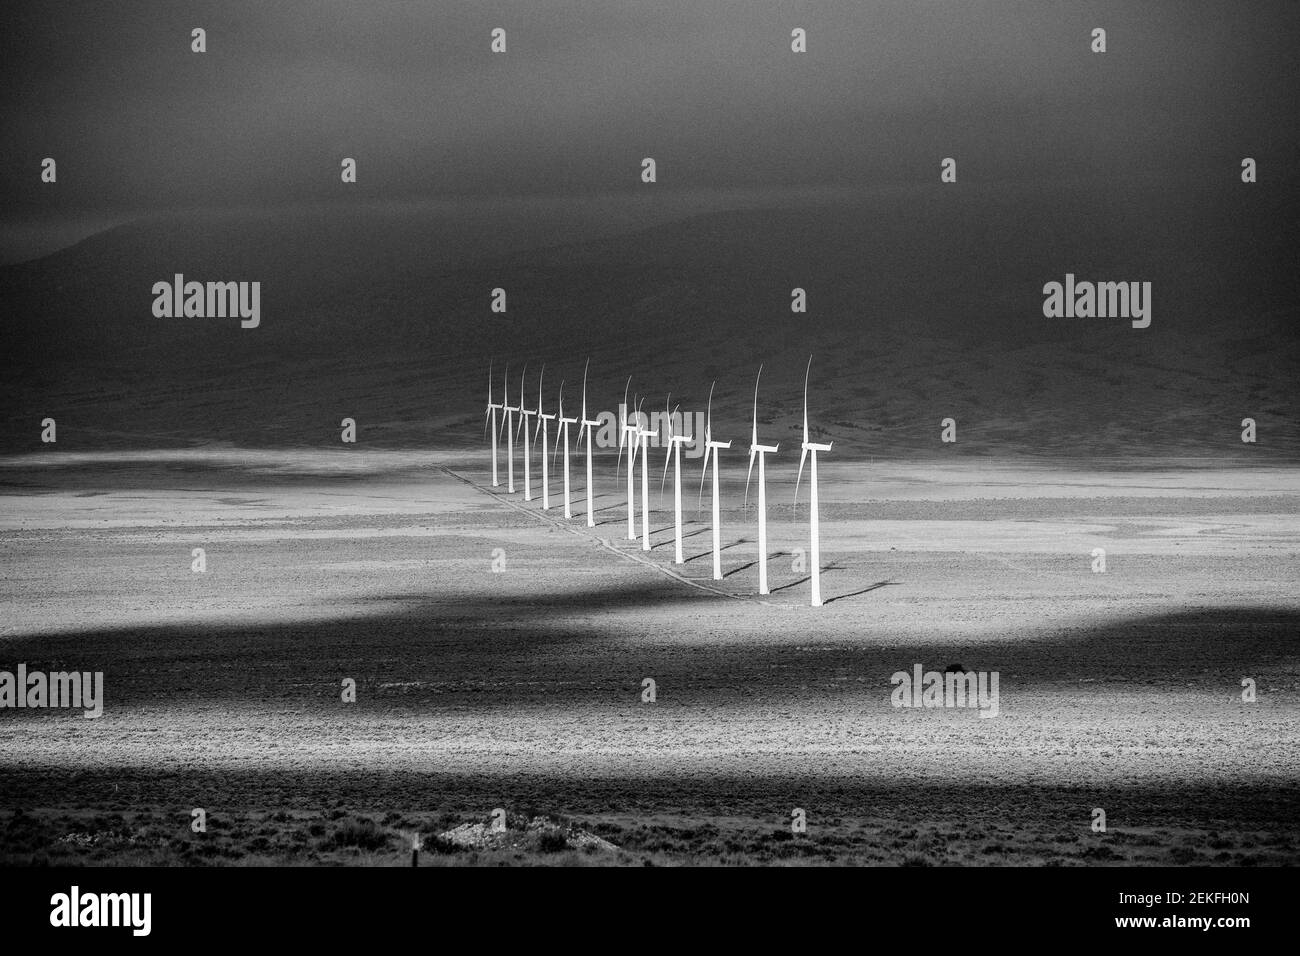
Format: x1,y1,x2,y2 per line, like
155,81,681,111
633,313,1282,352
616,377,631,481
537,364,545,416
795,446,808,502
697,445,710,512
658,399,680,497
705,380,715,445
635,397,646,476
552,413,565,472
581,357,590,423
751,364,762,449
744,448,756,507
803,355,812,444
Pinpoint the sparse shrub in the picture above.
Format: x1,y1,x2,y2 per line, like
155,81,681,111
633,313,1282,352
1168,845,1197,865
1079,845,1119,861
327,818,390,851
535,828,569,853
423,834,460,855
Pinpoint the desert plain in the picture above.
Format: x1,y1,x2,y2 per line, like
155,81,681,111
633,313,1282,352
1,446,1295,865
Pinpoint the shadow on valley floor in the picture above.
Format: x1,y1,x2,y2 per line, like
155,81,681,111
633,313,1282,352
0,601,1296,713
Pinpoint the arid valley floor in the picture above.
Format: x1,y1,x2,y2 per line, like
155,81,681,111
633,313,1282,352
1,449,1296,865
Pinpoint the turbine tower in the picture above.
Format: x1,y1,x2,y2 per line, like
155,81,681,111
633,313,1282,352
517,364,536,502
616,379,639,541
535,366,554,510
636,399,654,552
577,358,602,528
697,381,732,581
660,396,690,564
795,356,834,607
484,360,502,487
744,365,780,595
500,364,517,494
553,381,578,519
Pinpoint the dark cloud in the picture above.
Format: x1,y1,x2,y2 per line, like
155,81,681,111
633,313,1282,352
1,0,1296,223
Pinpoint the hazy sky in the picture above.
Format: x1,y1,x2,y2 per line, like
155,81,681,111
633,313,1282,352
2,0,1297,223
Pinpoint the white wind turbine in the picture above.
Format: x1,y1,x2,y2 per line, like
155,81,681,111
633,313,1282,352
500,364,518,494
484,360,502,487
697,381,732,581
577,358,602,528
535,366,555,510
745,365,780,595
659,395,690,564
636,398,654,552
553,381,578,519
794,356,834,607
616,378,639,541
517,364,536,502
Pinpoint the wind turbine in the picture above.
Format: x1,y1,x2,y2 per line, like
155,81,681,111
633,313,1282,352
745,365,780,595
535,366,554,510
500,364,517,494
517,364,536,502
697,381,731,581
795,356,834,607
577,358,601,528
553,381,578,519
660,396,690,564
636,399,654,552
616,378,639,541
484,360,502,487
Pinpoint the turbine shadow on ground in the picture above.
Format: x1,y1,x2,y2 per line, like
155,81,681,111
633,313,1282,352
824,580,902,604
682,538,748,563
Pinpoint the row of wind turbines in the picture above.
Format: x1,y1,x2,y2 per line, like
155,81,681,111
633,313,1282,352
484,358,834,606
